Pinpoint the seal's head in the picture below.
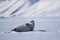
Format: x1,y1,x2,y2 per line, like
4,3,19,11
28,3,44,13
25,20,34,27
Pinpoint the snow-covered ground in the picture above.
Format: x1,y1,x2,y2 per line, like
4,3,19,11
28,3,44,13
0,17,60,40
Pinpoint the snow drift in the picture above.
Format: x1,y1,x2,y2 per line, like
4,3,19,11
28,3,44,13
0,0,60,17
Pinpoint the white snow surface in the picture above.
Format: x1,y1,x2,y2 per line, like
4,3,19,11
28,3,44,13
0,17,60,40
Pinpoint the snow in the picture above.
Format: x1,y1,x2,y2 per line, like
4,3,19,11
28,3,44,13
0,17,60,40
0,31,60,40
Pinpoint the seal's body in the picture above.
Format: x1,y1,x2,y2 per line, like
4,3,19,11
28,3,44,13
11,20,35,32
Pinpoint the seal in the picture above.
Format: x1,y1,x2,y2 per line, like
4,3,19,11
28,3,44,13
11,20,35,32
